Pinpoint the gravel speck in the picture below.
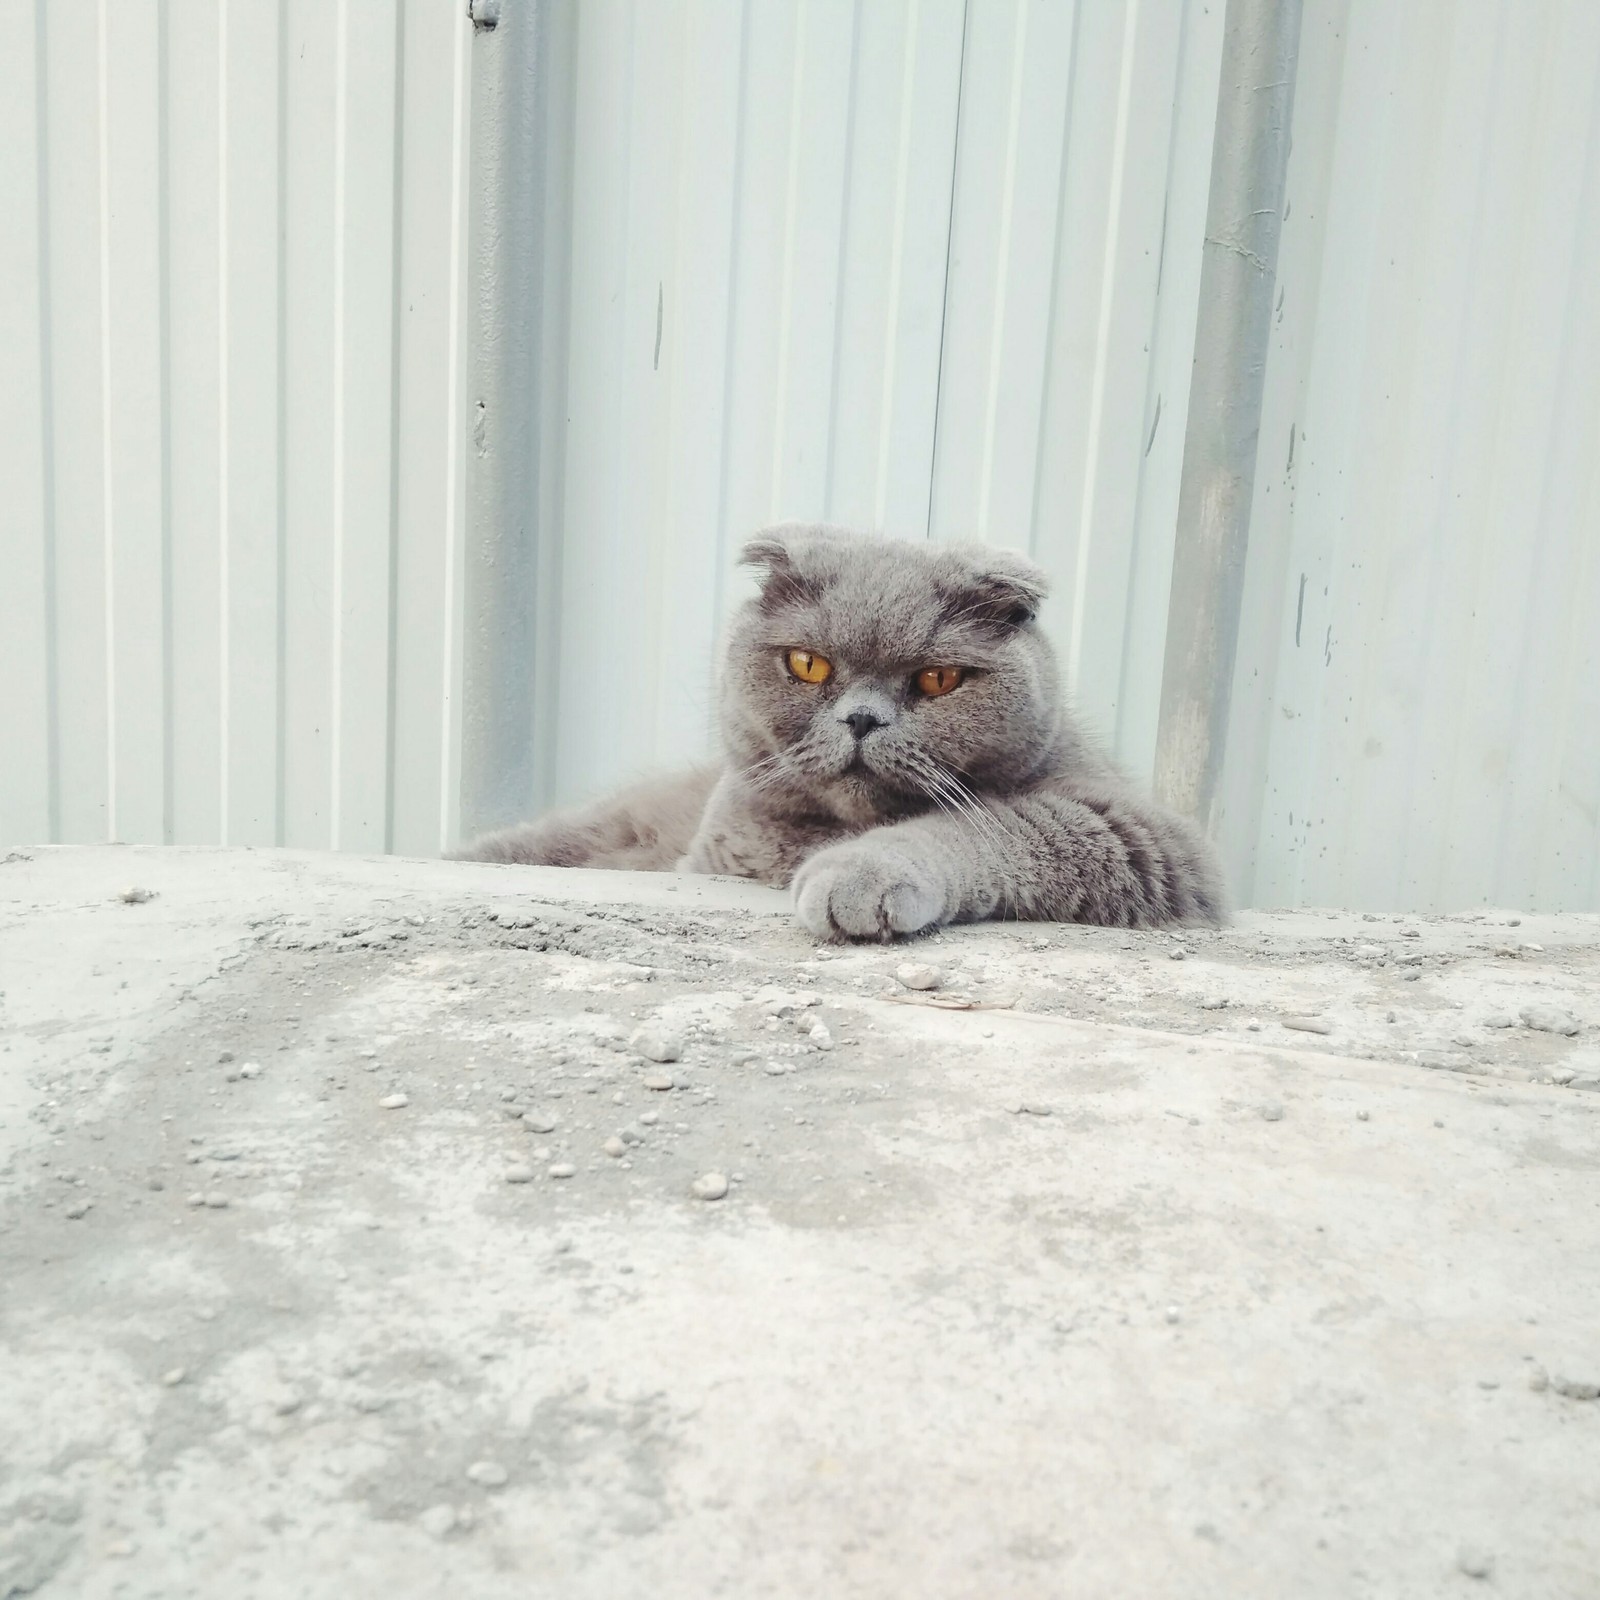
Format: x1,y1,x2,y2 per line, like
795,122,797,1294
465,1460,508,1489
1259,1103,1285,1122
895,963,942,991
691,1172,729,1201
1520,1004,1579,1036
203,1192,230,1209
418,1504,458,1539
642,1071,674,1091
1551,1375,1599,1401
1483,1013,1514,1029
1457,1546,1493,1580
631,1027,684,1063
161,1367,186,1387
118,885,156,904
602,1136,626,1159
503,1164,535,1184
1356,1110,1370,1121
379,1093,409,1110
522,1113,557,1134
1281,1016,1333,1035
64,1200,92,1220
548,1162,576,1180
238,1061,262,1079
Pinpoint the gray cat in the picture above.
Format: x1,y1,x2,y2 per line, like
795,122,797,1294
459,525,1224,938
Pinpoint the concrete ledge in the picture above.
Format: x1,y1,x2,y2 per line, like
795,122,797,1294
2,848,1598,1597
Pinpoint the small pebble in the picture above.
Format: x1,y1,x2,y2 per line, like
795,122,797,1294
638,1111,659,1126
1483,1013,1514,1029
547,1162,576,1179
465,1460,508,1489
631,1028,684,1063
1552,1376,1599,1401
1550,1066,1577,1086
64,1200,92,1220
238,1061,262,1079
118,885,155,903
418,1504,458,1539
809,1021,834,1050
1457,1545,1493,1581
895,963,943,991
642,1072,674,1091
503,1164,535,1184
379,1093,409,1110
1527,1366,1549,1392
603,1136,626,1159
274,1394,303,1415
522,1113,557,1134
691,1172,729,1201
1356,1110,1370,1121
106,1540,136,1558
161,1367,186,1387
1164,1306,1180,1324
1418,1050,1472,1073
1168,948,1187,961
1281,1016,1333,1035
203,1192,230,1209
1520,1004,1579,1036
1260,1104,1285,1122
764,1062,788,1077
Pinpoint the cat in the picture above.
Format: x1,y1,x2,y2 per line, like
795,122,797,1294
457,525,1225,939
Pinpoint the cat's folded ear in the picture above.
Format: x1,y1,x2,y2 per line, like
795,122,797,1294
952,547,1049,627
739,526,823,609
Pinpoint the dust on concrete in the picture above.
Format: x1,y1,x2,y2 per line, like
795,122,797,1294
2,849,1599,1599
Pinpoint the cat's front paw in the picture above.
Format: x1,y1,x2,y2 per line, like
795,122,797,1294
792,840,947,941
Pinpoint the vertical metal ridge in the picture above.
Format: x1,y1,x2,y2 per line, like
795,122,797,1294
217,0,231,843
974,0,1031,537
328,0,349,850
1025,0,1086,562
1153,0,1302,832
923,0,970,538
769,2,810,518
874,0,921,530
273,0,288,846
96,0,117,840
34,0,62,843
1492,18,1600,901
1113,0,1196,757
383,0,407,856
157,0,175,844
708,0,751,652
1068,0,1141,691
821,0,863,521
437,10,469,855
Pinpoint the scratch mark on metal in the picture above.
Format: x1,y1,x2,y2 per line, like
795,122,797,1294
1144,395,1162,457
653,283,663,371
1207,232,1270,272
1294,572,1306,647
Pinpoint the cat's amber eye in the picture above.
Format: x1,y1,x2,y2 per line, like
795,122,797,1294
916,665,965,697
786,649,833,685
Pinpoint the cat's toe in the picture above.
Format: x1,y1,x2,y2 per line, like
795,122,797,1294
793,848,943,941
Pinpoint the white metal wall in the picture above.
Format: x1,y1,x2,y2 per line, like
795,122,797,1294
1220,0,1600,912
0,0,473,857
546,0,1226,810
4,0,1598,914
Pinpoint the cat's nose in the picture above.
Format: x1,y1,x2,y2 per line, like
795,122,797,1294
842,709,886,740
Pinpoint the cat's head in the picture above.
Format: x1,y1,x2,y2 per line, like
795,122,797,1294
721,525,1061,819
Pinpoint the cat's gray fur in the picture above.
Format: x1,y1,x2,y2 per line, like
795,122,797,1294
459,525,1225,939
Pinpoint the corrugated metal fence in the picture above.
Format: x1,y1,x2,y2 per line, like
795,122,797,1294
3,0,1598,911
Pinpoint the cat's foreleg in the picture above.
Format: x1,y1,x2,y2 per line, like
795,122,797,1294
791,783,1224,939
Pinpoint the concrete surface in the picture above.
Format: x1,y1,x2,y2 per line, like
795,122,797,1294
2,846,1598,1599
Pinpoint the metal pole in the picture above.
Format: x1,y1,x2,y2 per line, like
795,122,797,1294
460,0,547,840
1153,0,1303,832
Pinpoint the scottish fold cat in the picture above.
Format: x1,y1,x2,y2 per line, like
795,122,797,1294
459,525,1224,938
